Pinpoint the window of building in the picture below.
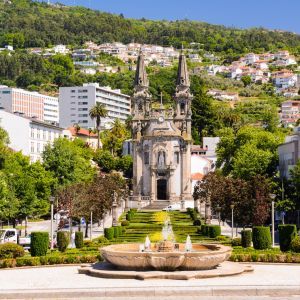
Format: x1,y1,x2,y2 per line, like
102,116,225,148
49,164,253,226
37,129,40,139
37,143,40,153
144,152,149,165
2,91,10,94
31,142,34,153
78,108,88,111
78,102,88,105
31,128,34,138
71,90,76,93
78,114,88,117
43,130,46,140
180,103,185,115
174,152,180,164
71,101,76,104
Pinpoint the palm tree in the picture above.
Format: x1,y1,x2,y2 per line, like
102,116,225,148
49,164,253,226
89,103,108,149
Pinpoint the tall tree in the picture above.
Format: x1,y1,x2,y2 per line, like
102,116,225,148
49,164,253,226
89,103,108,149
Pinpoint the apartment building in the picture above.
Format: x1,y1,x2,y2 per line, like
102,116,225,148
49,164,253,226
59,83,131,129
281,100,300,126
0,86,59,124
0,109,63,162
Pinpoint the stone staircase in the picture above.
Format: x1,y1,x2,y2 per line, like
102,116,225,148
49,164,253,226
143,200,170,211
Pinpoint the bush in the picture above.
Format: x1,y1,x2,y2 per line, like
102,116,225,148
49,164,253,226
121,220,129,226
208,225,221,238
30,232,49,257
97,236,109,245
231,238,242,247
104,227,114,240
113,226,119,238
126,212,133,221
0,243,25,259
16,257,40,267
241,230,252,248
75,232,84,249
252,226,271,250
57,231,70,252
291,236,300,253
193,219,201,226
201,224,209,236
279,225,297,252
216,235,227,241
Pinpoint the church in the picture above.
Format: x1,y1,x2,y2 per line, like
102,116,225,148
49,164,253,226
131,51,193,204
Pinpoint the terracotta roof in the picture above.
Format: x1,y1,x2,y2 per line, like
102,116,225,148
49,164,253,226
191,173,205,181
67,127,98,137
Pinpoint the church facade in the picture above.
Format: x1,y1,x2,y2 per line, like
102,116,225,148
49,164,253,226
131,51,193,203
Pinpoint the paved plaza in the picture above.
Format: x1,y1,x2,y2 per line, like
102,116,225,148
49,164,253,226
0,263,300,299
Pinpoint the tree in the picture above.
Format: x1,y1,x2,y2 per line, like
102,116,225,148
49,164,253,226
43,138,96,186
89,103,108,149
241,75,252,87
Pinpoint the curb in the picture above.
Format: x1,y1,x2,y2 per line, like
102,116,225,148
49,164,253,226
0,286,300,298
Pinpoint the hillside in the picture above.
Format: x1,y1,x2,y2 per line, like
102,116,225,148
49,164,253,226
1,0,300,54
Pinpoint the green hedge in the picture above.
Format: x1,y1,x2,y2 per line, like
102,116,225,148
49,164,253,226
231,238,242,247
0,243,25,259
121,220,129,226
30,232,49,257
279,225,297,252
193,219,201,226
57,231,69,252
208,225,221,238
291,236,300,253
104,227,114,240
241,230,252,248
75,232,84,249
252,226,271,250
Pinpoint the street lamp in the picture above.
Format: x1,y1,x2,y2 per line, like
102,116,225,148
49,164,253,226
49,196,55,250
216,205,221,226
270,193,276,248
230,203,235,239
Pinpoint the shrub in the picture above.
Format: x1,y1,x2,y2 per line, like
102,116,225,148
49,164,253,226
291,236,300,253
16,257,40,267
0,258,16,268
279,225,297,252
126,212,133,221
241,230,252,248
208,225,221,238
231,238,242,247
121,220,129,226
201,224,210,236
75,232,84,249
193,219,201,226
97,236,109,244
57,231,70,252
0,243,25,259
252,226,271,250
104,227,114,240
30,232,49,257
113,226,119,238
216,235,227,241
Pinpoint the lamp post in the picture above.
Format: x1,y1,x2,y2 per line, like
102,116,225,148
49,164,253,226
90,210,93,241
270,193,276,248
49,196,55,250
230,203,234,239
112,191,118,227
216,205,221,226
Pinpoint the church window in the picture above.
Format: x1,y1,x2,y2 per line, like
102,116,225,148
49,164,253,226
180,103,185,115
174,152,180,164
138,102,143,112
144,152,149,165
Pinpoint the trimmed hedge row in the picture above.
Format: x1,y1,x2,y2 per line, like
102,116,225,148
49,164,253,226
126,209,137,221
187,208,198,221
279,225,297,252
200,224,221,238
31,232,49,257
241,230,252,248
0,254,101,269
230,252,300,263
104,226,123,240
75,232,84,249
252,226,271,250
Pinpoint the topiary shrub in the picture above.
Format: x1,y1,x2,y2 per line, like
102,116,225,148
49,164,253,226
75,232,84,249
208,225,221,238
113,226,120,238
279,225,297,252
252,226,271,250
241,230,252,248
121,220,129,226
0,243,25,259
57,231,69,252
126,211,133,221
231,237,242,247
30,232,49,257
291,236,300,253
104,227,114,240
193,219,202,226
201,224,207,235
97,236,109,245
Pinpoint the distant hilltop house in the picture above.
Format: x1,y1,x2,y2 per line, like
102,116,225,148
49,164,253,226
207,89,239,102
64,126,99,149
280,100,300,127
272,70,298,92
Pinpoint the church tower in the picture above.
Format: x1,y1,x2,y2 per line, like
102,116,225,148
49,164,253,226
131,50,193,204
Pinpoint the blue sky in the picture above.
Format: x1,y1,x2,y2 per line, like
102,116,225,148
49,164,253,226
42,0,300,33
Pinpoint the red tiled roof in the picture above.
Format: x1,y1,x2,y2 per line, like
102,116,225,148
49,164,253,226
191,173,205,181
67,127,98,137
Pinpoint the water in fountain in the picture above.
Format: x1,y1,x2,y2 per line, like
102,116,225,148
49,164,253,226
162,218,175,242
144,235,151,251
185,235,192,252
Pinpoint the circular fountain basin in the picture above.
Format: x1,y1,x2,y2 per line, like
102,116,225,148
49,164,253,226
101,243,232,271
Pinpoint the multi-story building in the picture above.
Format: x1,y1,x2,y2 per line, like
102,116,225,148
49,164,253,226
0,86,59,124
59,83,131,129
0,109,63,162
281,100,300,126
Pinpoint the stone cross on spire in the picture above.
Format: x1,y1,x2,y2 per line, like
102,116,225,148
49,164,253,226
134,50,149,89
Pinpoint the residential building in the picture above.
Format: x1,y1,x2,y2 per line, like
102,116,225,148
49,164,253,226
207,90,239,102
63,127,99,149
281,100,300,126
0,109,63,162
59,83,131,129
278,128,300,178
0,86,59,124
53,44,69,55
242,53,260,65
272,71,297,91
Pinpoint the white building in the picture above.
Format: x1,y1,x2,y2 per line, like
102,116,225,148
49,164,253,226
0,86,59,124
59,83,131,129
0,109,63,162
53,44,69,55
281,100,300,126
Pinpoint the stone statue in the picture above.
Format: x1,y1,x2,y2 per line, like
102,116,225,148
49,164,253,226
158,150,165,168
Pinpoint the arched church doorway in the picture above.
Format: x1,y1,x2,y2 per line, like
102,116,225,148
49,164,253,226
157,179,168,200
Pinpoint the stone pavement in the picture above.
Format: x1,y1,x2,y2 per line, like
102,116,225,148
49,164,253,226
0,263,300,299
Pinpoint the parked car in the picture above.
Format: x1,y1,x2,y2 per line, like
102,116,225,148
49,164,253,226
0,229,31,249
